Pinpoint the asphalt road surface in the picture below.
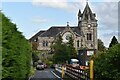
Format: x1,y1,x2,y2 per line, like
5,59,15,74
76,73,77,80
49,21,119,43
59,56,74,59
30,68,61,80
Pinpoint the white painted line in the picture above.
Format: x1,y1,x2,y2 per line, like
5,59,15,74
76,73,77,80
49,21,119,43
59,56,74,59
51,71,61,79
28,75,34,80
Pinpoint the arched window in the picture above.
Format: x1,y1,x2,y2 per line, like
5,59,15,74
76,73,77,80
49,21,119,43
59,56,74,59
87,33,92,40
77,40,79,48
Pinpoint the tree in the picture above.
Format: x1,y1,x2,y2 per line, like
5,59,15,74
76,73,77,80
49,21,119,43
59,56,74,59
0,11,2,80
109,36,118,48
52,35,70,64
52,36,77,64
93,43,120,80
32,52,39,62
32,42,39,50
2,12,32,79
32,52,39,67
98,39,106,52
67,36,77,59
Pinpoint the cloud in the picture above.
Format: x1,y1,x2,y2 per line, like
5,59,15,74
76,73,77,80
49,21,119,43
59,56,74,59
98,30,119,47
93,2,118,31
32,0,87,11
32,0,67,9
100,32,118,48
102,0,119,2
102,31,118,37
31,16,50,24
92,2,119,47
1,0,32,2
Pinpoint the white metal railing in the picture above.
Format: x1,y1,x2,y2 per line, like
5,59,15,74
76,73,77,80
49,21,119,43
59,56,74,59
55,64,89,80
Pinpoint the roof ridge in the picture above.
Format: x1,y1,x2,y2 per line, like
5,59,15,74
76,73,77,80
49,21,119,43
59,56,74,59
51,26,77,27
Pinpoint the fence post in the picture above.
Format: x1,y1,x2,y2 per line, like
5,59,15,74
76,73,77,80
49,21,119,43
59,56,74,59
62,66,65,79
90,60,94,80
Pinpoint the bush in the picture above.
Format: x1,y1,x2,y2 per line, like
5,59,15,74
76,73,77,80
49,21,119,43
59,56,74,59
93,44,120,80
2,12,32,79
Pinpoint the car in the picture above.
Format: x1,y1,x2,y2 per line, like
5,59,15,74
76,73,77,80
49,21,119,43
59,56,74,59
43,63,47,68
70,59,79,67
36,62,44,70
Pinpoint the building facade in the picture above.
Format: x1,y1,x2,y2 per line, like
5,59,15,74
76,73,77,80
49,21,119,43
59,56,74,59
29,3,98,56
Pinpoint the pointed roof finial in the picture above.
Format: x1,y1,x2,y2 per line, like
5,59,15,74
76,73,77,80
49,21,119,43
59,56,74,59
78,9,81,16
67,22,69,26
86,0,89,6
86,0,88,3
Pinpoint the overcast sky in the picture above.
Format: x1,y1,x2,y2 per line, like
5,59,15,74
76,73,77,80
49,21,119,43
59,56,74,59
1,0,120,47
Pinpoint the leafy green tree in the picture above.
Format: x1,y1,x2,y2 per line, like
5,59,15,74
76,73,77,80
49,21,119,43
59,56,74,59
52,36,77,64
98,39,106,52
0,11,2,80
52,35,70,64
109,36,118,48
2,12,32,79
93,43,120,80
67,36,77,59
32,52,39,67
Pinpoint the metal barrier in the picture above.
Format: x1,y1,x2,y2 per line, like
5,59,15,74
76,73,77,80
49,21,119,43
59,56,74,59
66,65,90,80
55,66,62,73
65,65,89,80
55,64,89,80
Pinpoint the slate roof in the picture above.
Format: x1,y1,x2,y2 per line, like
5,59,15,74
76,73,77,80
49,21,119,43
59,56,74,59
40,27,65,37
29,26,83,41
29,30,45,41
39,26,82,37
71,27,81,36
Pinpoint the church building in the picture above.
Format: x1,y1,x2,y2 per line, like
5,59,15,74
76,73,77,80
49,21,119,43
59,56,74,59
29,2,98,58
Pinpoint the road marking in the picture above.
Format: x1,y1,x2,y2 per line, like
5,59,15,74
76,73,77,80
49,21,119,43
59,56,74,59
51,71,61,79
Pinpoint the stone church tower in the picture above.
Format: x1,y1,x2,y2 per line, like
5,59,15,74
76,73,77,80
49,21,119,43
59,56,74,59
78,2,97,50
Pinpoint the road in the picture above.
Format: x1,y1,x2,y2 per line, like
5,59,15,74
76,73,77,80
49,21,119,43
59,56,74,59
30,68,61,80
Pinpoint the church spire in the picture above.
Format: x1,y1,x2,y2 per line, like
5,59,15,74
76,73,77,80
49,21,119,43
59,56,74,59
81,2,96,21
78,9,81,17
86,0,88,3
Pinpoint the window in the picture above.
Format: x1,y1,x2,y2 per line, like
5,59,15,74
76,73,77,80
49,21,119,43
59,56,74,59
81,39,83,47
46,41,48,47
87,33,92,40
43,41,46,47
77,40,79,48
42,41,48,47
36,38,38,42
65,34,72,40
91,44,93,47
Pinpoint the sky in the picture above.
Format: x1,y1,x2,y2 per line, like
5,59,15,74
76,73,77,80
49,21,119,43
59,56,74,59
1,0,120,47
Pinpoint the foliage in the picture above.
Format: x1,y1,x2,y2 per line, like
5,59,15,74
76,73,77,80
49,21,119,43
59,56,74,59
93,44,120,80
32,52,39,67
32,42,39,50
109,36,118,48
32,52,39,62
0,11,2,80
52,35,77,64
98,39,106,52
52,36,69,64
67,36,77,59
29,66,36,77
2,12,32,79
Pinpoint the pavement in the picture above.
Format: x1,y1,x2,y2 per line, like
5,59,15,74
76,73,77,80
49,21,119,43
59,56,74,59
52,70,74,80
29,68,74,80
